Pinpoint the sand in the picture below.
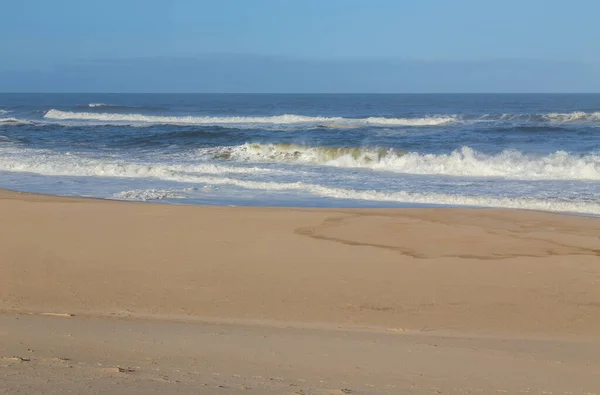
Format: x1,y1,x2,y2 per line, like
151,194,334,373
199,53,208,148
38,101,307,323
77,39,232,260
1,188,599,394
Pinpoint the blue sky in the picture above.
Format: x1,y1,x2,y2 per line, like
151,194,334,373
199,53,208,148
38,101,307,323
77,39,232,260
1,0,599,92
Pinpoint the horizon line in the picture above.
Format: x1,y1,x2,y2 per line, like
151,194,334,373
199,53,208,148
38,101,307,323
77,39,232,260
2,92,600,95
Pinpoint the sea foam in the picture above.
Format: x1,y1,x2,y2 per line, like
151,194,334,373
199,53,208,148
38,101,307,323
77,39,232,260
0,147,290,178
0,117,32,125
112,188,185,201
43,108,600,127
220,143,600,181
99,174,600,216
1,146,599,215
544,111,600,123
43,109,456,127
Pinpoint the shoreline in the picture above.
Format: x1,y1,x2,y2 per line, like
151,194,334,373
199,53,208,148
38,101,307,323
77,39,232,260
2,186,598,218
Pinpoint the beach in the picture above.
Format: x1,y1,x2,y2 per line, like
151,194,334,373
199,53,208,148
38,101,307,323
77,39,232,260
1,188,600,394
3,0,600,391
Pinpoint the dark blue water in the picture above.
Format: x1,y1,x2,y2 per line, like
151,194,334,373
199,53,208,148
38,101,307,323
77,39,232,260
1,94,599,213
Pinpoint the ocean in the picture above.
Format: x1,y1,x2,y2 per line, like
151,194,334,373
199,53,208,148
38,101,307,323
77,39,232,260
0,93,599,214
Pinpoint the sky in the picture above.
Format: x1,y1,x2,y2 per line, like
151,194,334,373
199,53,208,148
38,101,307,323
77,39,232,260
1,0,599,92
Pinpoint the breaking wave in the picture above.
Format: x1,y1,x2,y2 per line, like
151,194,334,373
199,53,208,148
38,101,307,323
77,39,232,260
0,148,291,178
43,109,456,127
219,143,407,163
88,103,115,108
1,146,598,214
42,109,600,128
472,111,600,123
0,117,33,125
543,111,600,123
219,143,600,181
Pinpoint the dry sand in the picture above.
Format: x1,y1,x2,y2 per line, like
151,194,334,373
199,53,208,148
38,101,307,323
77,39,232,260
1,188,599,394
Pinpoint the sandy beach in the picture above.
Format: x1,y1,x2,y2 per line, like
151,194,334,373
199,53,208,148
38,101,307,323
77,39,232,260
1,188,600,394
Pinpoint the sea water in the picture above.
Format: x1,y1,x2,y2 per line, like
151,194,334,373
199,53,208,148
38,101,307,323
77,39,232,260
0,93,599,214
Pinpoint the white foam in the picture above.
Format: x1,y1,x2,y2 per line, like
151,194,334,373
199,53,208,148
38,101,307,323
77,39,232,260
1,147,598,215
544,111,600,123
166,176,600,215
0,147,289,179
0,117,32,125
224,144,600,181
472,111,600,123
106,174,600,215
43,109,456,127
0,110,10,115
306,185,600,215
112,189,185,201
362,116,456,126
39,109,600,128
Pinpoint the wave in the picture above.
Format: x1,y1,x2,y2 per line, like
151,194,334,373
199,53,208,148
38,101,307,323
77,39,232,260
544,111,600,123
470,111,600,124
0,117,33,125
0,110,10,115
88,103,115,108
107,173,597,215
40,108,600,128
219,143,407,163
356,116,456,126
0,118,19,124
105,176,597,215
85,103,165,111
1,147,598,214
112,188,185,201
0,148,290,178
218,143,600,181
43,109,456,128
